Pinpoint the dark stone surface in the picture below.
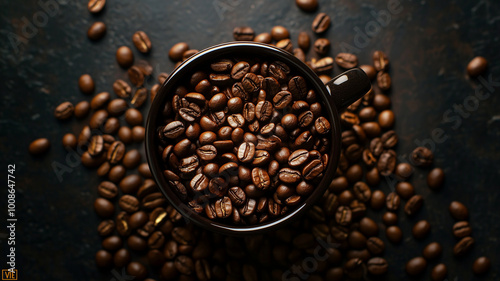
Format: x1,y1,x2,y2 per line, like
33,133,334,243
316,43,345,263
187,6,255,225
0,0,499,280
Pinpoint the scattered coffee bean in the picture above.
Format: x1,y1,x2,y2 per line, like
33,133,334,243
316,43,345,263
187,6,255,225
79,74,95,95
29,138,50,155
54,101,74,120
431,263,447,281
295,0,318,12
311,13,331,33
88,0,105,13
132,31,152,53
412,220,431,240
453,236,474,256
405,256,426,276
467,56,488,77
87,22,106,41
472,256,491,275
449,201,469,220
422,242,442,260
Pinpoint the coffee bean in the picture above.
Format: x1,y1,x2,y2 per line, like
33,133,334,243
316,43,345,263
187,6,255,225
88,0,105,13
302,159,323,180
87,22,106,41
453,221,472,238
252,168,270,190
113,46,135,69
406,256,427,276
107,141,125,164
273,91,292,109
411,146,433,167
377,71,392,90
79,74,95,95
233,26,255,41
367,257,388,275
169,42,189,62
472,256,491,275
313,38,330,56
271,25,290,41
344,258,364,279
88,135,104,157
311,13,331,33
73,101,90,119
54,101,74,120
359,64,377,80
373,50,389,72
395,181,414,199
132,31,152,53
296,0,317,12
467,56,488,77
276,38,293,53
127,262,148,280
119,195,140,213
449,201,469,220
453,236,474,257
94,198,114,218
386,225,402,243
97,219,115,237
404,194,423,216
95,250,112,268
278,168,302,184
427,167,444,189
255,100,273,122
29,138,50,155
335,53,358,69
335,206,352,226
269,61,290,81
253,32,272,43
422,242,442,260
412,220,431,239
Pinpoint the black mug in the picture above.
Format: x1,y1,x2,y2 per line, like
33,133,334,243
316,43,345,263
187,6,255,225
145,42,371,235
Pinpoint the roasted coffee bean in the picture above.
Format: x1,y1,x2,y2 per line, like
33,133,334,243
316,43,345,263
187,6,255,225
472,256,491,275
233,26,255,41
268,61,290,81
335,53,358,69
302,159,323,180
427,167,445,189
406,257,427,276
132,31,152,53
382,211,398,226
131,88,147,108
276,38,293,53
449,201,468,220
252,168,270,190
378,150,396,176
95,250,112,268
196,145,217,161
98,181,118,199
288,149,309,167
119,195,140,213
97,219,115,237
467,56,488,77
169,42,189,62
231,61,250,80
87,22,106,40
360,64,377,80
370,190,385,210
113,79,131,98
431,264,447,281
311,57,334,73
88,0,105,13
344,258,365,279
353,182,371,203
79,74,95,95
313,38,330,56
278,168,302,184
373,50,389,71
127,262,148,280
254,32,272,43
272,91,292,109
296,0,317,12
128,66,145,87
396,182,415,199
94,198,115,218
74,101,90,119
367,257,388,275
394,163,413,180
453,236,475,257
62,133,77,149
29,138,50,155
411,146,434,167
423,242,442,260
377,71,392,90
381,130,398,148
107,99,128,116
118,126,133,144
412,220,431,239
107,141,125,164
88,135,104,156
366,237,385,255
116,46,134,68
215,196,233,218
404,194,423,216
211,59,233,72
386,225,403,244
335,206,352,226
312,12,330,33
453,221,472,238
54,101,74,120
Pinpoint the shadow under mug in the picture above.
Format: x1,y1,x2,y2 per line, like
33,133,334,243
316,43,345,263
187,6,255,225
145,42,372,235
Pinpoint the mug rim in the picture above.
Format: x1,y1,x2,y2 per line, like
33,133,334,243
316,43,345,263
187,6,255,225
145,41,342,235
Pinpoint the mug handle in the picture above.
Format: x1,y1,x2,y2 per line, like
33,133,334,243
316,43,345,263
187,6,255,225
325,68,372,110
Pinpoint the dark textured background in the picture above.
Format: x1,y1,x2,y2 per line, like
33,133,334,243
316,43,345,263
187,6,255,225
1,0,499,280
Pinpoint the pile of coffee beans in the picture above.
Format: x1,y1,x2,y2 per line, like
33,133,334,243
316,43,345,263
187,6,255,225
156,57,332,224
27,0,493,280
